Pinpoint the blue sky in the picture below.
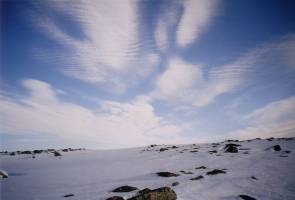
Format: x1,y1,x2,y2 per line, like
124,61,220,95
1,0,295,150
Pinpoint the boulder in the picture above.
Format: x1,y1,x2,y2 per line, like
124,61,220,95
190,175,204,181
53,151,62,157
137,188,151,195
127,187,177,200
195,166,206,170
0,170,8,178
112,185,138,192
63,194,74,198
171,182,179,187
206,169,226,175
239,194,256,200
273,145,281,151
106,196,124,200
224,144,240,153
159,148,169,152
156,172,179,177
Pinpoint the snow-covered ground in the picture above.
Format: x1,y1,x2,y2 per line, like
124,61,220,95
1,138,295,200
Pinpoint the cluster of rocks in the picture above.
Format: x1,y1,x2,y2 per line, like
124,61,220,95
0,148,86,157
107,186,177,200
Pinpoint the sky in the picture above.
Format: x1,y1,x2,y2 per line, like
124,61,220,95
1,0,295,150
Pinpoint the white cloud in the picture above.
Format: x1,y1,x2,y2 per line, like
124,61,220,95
176,0,219,47
229,96,295,139
152,34,295,107
155,19,169,51
0,79,191,149
31,0,159,92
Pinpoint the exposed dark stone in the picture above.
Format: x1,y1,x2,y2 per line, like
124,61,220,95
195,166,206,170
127,187,177,200
156,172,179,177
266,137,274,141
53,151,62,157
224,143,240,153
63,194,74,198
171,146,178,149
9,152,16,156
273,145,281,151
33,150,43,154
0,170,8,178
209,150,217,154
239,194,257,200
21,151,32,154
190,175,204,181
171,182,179,187
284,150,291,154
251,176,258,180
206,169,226,175
180,170,193,174
112,185,138,193
62,149,69,152
137,188,151,195
159,148,169,152
106,196,124,200
190,150,198,153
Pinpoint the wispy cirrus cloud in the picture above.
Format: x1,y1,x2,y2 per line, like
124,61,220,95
176,0,220,47
152,34,295,107
228,96,295,139
0,79,191,149
31,0,159,92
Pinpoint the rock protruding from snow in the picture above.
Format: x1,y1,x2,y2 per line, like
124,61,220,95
127,187,177,200
63,194,74,198
190,175,204,181
239,194,257,200
53,151,62,157
272,145,281,151
156,172,179,177
112,185,138,193
0,170,8,178
106,196,124,200
224,143,240,153
206,169,226,175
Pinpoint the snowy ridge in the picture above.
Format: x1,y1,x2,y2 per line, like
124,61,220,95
1,138,295,200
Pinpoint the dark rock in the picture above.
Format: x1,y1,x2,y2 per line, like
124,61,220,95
149,144,157,148
127,187,177,200
239,194,256,200
9,152,16,156
171,182,179,187
63,194,74,198
106,196,124,200
21,151,32,154
137,188,151,195
273,145,281,151
157,172,179,177
0,170,8,178
284,150,291,154
33,150,43,154
180,170,193,174
53,151,62,156
190,175,204,181
266,137,274,141
206,169,226,175
224,143,240,153
251,176,258,180
190,150,198,153
112,185,138,193
62,149,69,152
159,148,169,152
208,150,217,154
195,166,206,170
171,146,178,149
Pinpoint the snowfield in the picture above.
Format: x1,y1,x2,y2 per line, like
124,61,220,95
1,138,295,200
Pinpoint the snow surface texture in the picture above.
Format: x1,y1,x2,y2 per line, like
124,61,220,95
1,138,295,200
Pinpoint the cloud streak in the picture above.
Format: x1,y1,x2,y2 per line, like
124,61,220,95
0,79,191,149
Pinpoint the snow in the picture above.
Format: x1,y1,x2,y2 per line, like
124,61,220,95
1,138,295,200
